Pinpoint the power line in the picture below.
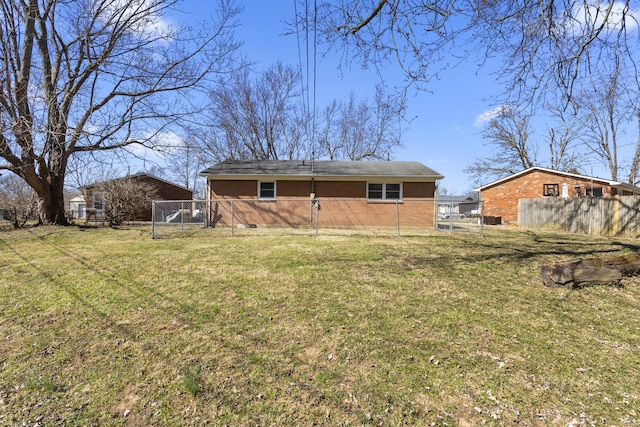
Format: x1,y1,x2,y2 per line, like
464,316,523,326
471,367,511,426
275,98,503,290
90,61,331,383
312,0,317,161
293,0,308,124
293,0,317,160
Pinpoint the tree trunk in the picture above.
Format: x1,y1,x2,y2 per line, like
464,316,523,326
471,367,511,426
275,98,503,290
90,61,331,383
35,168,69,226
37,188,68,225
540,255,640,288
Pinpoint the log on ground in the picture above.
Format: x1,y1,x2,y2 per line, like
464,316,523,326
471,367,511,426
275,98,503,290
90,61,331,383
540,254,640,288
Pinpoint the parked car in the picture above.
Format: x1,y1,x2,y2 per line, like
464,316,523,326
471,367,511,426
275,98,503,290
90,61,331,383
438,213,464,220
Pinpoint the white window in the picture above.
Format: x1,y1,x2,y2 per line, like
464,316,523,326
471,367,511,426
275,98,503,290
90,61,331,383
258,181,276,199
367,183,402,200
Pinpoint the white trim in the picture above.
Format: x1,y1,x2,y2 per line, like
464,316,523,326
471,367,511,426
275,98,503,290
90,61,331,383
475,166,640,194
366,182,403,200
258,181,277,199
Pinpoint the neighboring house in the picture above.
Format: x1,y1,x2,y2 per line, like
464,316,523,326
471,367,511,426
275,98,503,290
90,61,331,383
68,194,87,219
477,167,640,223
81,173,193,221
437,195,481,216
200,159,444,228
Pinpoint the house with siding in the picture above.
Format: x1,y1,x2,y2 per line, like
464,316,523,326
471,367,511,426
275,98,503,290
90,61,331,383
477,167,640,224
200,160,444,228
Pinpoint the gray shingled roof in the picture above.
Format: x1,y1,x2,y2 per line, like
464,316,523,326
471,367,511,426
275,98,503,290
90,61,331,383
200,160,443,180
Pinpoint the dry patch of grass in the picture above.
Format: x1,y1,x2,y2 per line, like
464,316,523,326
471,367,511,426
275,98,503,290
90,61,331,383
1,226,639,425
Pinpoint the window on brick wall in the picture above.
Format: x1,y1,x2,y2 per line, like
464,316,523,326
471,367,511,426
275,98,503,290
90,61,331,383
543,183,559,197
585,187,603,197
258,181,276,199
367,183,402,200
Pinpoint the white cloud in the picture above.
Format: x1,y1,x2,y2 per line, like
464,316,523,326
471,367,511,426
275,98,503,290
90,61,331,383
97,0,174,42
126,130,185,160
149,130,185,154
474,105,510,127
562,2,639,34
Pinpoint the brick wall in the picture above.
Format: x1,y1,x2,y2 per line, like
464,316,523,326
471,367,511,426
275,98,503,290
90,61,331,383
85,176,193,221
481,170,612,223
143,176,193,201
208,179,436,227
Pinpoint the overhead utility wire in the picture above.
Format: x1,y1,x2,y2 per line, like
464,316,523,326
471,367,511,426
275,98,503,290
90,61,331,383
293,0,308,125
312,0,318,162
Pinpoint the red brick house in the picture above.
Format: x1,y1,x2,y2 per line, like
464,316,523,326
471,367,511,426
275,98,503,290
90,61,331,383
200,160,444,228
477,167,640,223
79,173,193,221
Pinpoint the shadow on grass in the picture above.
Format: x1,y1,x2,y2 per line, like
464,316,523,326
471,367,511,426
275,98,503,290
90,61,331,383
400,229,638,274
0,228,207,346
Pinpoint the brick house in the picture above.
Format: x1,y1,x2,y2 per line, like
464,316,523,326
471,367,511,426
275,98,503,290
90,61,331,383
200,160,444,228
79,173,193,221
477,167,640,224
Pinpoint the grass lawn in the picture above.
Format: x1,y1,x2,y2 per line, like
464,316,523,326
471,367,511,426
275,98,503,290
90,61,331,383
1,226,639,426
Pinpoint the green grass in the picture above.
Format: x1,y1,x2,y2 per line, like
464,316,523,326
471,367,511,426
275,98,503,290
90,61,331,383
1,225,639,425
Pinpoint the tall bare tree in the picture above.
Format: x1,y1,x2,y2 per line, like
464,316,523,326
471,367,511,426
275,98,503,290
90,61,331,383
0,0,241,225
301,1,640,183
164,135,212,198
629,107,640,185
316,87,404,160
305,1,638,105
465,105,536,184
573,54,638,183
545,104,583,173
208,62,306,160
203,61,405,163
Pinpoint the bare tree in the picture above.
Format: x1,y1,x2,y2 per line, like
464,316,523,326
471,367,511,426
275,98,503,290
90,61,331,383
208,62,306,160
305,1,640,182
465,105,536,184
544,104,583,173
204,62,405,163
304,1,639,105
165,135,212,198
0,0,241,225
571,57,639,183
316,87,404,160
0,173,38,228
629,107,640,185
90,178,159,227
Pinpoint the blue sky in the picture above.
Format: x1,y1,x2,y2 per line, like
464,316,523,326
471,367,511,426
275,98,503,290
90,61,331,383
167,2,512,193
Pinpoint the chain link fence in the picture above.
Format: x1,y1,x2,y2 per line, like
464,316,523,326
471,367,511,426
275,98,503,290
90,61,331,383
436,198,485,236
151,198,447,239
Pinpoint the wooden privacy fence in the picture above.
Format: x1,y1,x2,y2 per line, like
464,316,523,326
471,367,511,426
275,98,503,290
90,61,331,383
518,196,640,237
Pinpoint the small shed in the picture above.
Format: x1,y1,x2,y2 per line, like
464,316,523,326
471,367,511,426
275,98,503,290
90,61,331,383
68,195,87,219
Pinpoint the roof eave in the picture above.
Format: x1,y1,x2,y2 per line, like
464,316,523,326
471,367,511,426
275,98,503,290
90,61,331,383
477,167,613,191
201,173,443,182
610,182,640,193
